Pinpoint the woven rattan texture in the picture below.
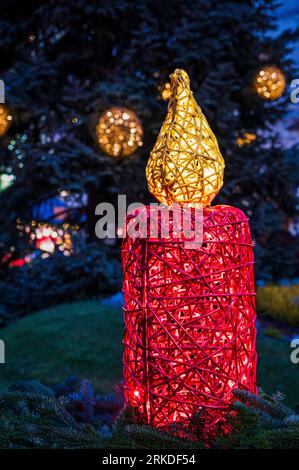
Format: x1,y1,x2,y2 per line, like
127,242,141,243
146,69,225,207
122,205,257,434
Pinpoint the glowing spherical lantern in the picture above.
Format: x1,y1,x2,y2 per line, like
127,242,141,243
147,69,225,208
123,69,257,438
254,66,286,100
0,105,12,136
96,107,143,158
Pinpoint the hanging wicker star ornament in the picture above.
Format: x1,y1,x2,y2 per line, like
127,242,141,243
146,69,225,207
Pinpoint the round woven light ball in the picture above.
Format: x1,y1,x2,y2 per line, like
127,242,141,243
254,66,286,100
96,106,143,158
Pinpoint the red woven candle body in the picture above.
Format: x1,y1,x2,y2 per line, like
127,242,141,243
122,205,257,433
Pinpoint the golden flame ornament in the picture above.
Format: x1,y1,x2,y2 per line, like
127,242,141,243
146,69,225,207
254,66,286,100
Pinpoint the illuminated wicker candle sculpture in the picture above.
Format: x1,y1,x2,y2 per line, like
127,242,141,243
123,69,257,435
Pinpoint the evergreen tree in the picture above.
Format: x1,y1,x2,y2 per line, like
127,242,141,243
1,380,299,449
0,0,298,301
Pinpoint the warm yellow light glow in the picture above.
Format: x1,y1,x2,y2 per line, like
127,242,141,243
0,105,11,136
254,66,286,100
159,82,171,101
96,106,143,158
146,69,225,207
33,223,73,255
236,132,257,147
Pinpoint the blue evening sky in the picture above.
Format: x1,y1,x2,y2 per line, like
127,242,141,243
276,0,299,66
275,1,299,146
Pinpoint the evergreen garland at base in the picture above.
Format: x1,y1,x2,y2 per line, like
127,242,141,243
0,380,298,449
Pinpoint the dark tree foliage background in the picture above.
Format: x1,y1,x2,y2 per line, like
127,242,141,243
0,0,298,319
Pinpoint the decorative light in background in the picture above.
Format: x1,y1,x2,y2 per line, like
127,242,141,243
254,66,286,100
0,105,12,136
59,190,70,198
96,106,143,158
236,132,257,147
32,223,73,256
0,173,15,191
158,82,171,101
28,33,36,43
4,222,75,266
14,221,76,260
146,69,225,207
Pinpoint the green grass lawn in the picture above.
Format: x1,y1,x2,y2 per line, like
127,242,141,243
0,301,123,392
0,300,298,407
